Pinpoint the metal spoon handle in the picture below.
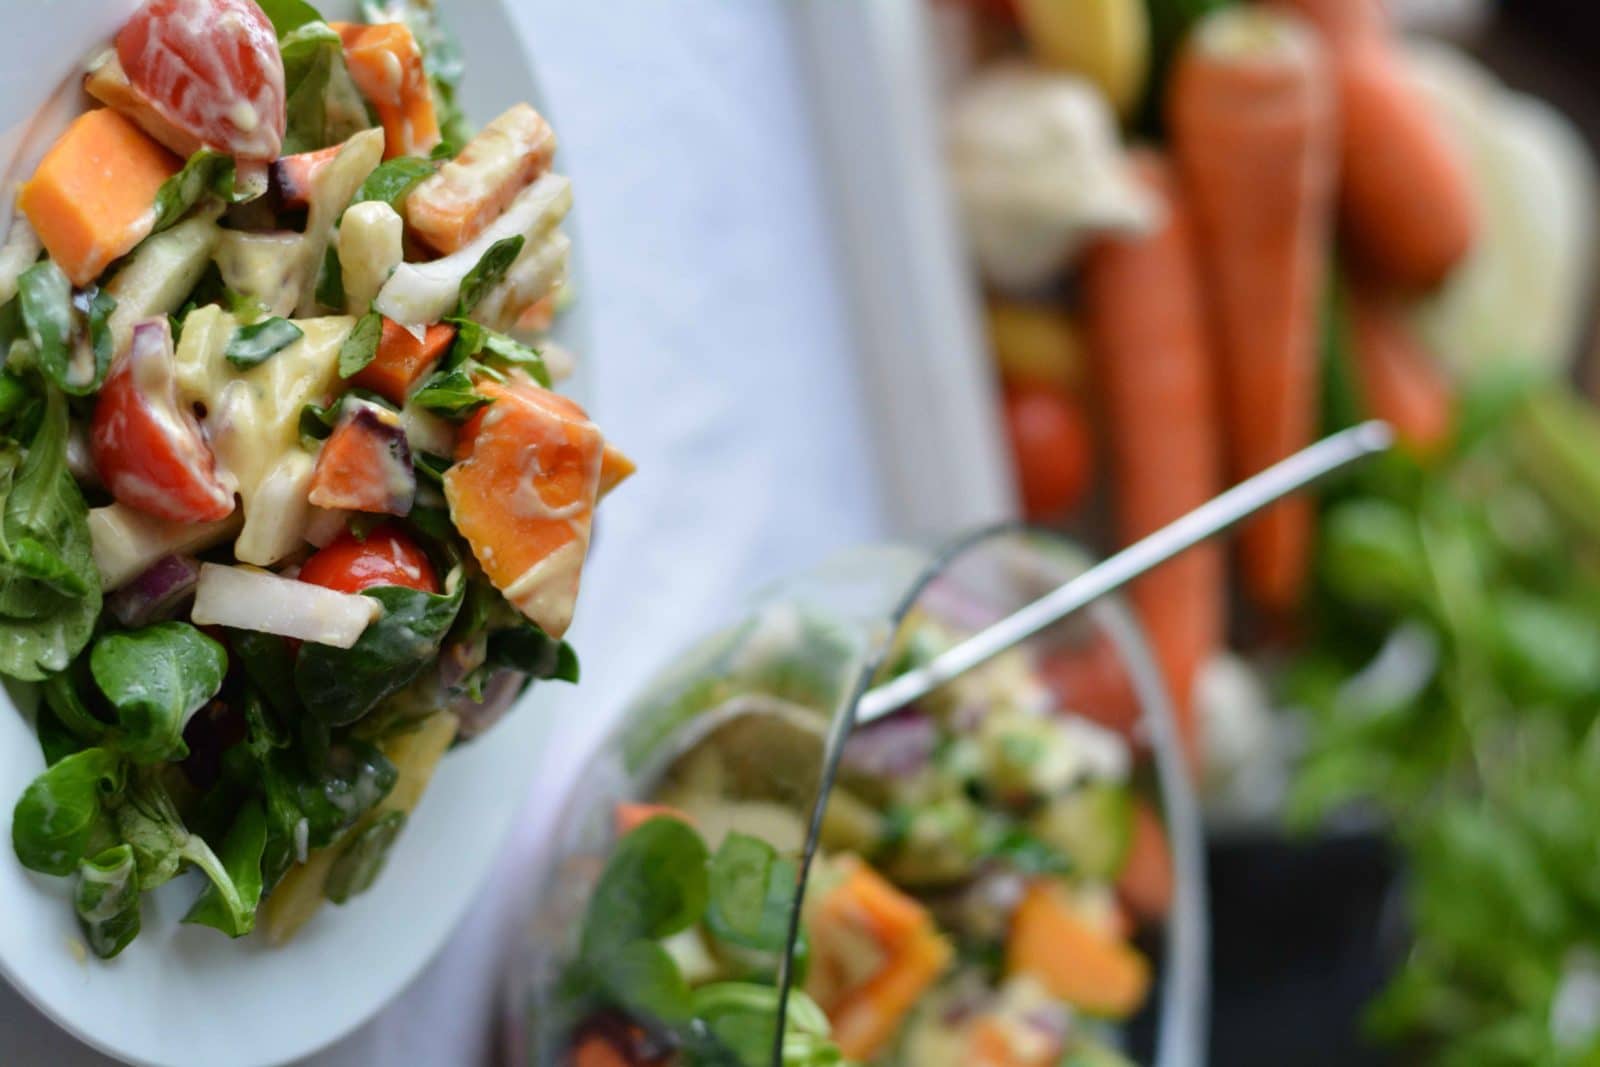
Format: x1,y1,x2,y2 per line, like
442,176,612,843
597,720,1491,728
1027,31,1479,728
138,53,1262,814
856,420,1395,724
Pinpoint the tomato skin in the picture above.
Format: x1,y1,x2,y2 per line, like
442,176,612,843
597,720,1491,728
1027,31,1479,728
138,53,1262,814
1002,384,1094,521
117,0,287,161
90,327,234,524
299,526,440,595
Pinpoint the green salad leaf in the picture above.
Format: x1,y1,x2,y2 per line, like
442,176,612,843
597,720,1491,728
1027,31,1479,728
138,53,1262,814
315,244,346,312
446,316,551,386
225,317,304,369
324,809,405,904
75,844,142,959
152,150,249,234
350,157,435,212
183,800,268,937
705,833,797,954
89,623,229,764
0,390,101,680
583,816,710,958
10,746,121,876
295,577,465,726
337,310,384,378
455,236,524,317
280,20,370,156
284,739,398,849
258,0,325,37
17,261,113,396
486,623,579,683
410,368,489,420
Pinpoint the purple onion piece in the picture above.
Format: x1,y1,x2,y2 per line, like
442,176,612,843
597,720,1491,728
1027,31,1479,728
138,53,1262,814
451,669,526,740
840,707,938,779
107,555,201,627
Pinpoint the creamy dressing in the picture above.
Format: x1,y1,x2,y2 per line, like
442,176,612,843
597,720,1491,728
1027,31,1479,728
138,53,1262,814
173,306,353,565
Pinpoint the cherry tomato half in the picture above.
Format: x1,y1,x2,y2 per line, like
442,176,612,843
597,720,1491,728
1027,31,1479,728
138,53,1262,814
1002,383,1093,522
91,323,234,524
299,525,440,596
117,0,287,161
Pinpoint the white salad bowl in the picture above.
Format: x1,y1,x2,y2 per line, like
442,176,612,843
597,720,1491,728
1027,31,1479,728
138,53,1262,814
0,2,593,1065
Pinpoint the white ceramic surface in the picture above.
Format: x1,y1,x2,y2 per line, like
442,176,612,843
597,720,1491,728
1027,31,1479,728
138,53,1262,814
0,2,587,1065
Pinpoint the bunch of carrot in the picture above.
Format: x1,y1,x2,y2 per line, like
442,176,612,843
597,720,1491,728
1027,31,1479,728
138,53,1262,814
1020,0,1474,770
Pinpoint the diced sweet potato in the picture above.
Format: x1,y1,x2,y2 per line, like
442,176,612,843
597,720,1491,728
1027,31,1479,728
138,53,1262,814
272,144,344,210
332,22,439,160
308,401,415,515
407,103,556,254
807,856,952,1061
350,318,456,404
19,109,180,286
613,802,693,836
443,375,604,639
1006,880,1151,1019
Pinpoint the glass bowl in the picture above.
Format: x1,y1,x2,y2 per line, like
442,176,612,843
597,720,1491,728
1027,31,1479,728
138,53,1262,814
501,527,1208,1066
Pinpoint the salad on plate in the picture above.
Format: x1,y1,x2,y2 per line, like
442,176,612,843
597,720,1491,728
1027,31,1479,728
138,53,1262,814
2,0,630,959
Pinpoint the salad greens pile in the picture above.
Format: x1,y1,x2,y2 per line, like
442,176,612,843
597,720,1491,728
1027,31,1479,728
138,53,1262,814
552,816,841,1067
1290,361,1600,1062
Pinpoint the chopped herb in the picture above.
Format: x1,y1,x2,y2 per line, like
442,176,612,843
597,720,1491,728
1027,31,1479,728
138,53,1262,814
151,150,246,234
315,245,345,312
455,236,523,317
411,369,490,420
338,311,384,378
349,157,435,212
225,318,304,369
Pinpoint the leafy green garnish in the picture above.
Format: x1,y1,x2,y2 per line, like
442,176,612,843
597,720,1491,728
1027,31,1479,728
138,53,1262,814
315,244,345,312
337,310,384,378
257,0,325,37
445,316,550,386
280,21,370,156
582,816,709,958
455,236,524,317
225,317,304,369
0,390,102,680
17,261,113,395
10,746,121,876
75,844,141,959
89,623,228,764
410,368,489,420
350,157,435,212
705,833,796,953
486,623,579,683
151,150,248,234
183,800,267,937
295,578,465,726
324,809,405,903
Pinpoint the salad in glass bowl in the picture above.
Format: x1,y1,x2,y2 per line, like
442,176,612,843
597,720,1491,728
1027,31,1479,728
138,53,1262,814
510,532,1204,1067
2,0,629,959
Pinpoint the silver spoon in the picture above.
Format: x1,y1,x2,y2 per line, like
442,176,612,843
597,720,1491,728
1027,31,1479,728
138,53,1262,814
855,419,1395,725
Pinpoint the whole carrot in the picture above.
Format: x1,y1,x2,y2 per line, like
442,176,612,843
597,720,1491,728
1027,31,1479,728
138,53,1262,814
1274,0,1478,289
1170,7,1338,617
1346,279,1456,457
1083,150,1225,767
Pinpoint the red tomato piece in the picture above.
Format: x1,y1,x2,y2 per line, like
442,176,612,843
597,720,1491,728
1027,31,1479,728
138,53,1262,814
1002,384,1093,522
117,0,287,161
90,320,234,524
299,525,439,596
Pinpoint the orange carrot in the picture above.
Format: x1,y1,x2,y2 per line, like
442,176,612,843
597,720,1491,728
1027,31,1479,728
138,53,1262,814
1274,0,1478,290
1117,800,1175,924
349,319,456,405
1006,879,1151,1018
1083,151,1224,767
332,22,440,160
1169,8,1338,617
806,856,952,1061
1346,281,1455,456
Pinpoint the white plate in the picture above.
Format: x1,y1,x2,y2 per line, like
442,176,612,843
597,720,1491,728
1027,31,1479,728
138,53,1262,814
0,3,588,1065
